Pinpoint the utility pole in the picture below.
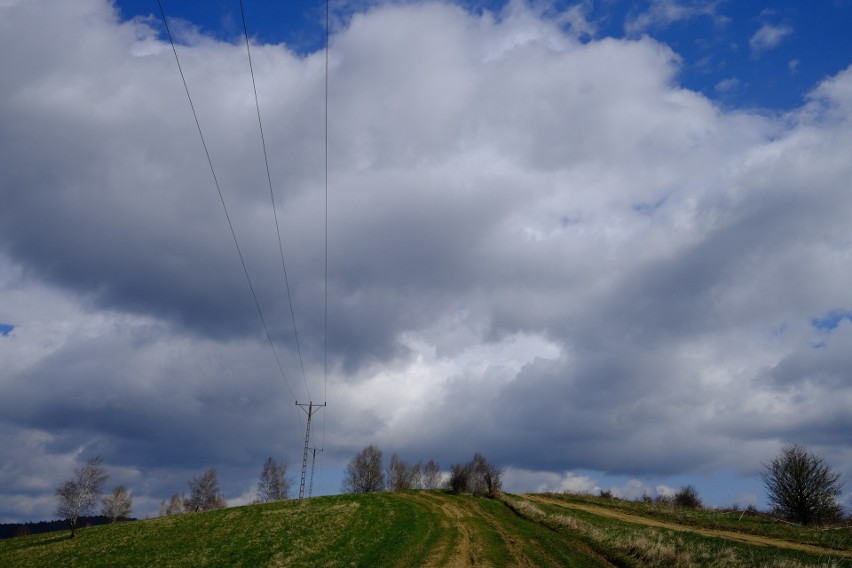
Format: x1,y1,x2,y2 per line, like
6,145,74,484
308,447,323,498
296,401,326,501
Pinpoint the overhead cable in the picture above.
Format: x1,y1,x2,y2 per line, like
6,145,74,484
239,0,312,402
156,0,302,419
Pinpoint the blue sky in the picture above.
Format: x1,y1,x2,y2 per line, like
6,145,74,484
1,0,851,523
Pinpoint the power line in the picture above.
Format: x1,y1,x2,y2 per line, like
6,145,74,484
156,0,302,422
239,0,311,403
320,0,331,489
324,0,330,415
318,0,332,495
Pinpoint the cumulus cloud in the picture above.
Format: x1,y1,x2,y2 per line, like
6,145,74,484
1,0,852,521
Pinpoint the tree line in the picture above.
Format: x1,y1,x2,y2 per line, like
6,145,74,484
53,456,293,537
341,444,504,498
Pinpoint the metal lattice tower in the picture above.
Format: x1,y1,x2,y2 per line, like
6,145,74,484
296,401,325,501
308,447,323,498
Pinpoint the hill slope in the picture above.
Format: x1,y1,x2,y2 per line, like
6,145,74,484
1,491,849,567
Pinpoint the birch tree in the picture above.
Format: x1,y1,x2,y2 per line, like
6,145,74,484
55,457,109,537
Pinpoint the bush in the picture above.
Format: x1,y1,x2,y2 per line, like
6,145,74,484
448,463,472,494
447,453,503,497
673,485,702,509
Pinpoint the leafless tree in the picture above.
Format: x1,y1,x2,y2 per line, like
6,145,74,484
101,485,133,522
342,444,385,493
422,460,441,489
187,468,226,512
386,454,421,491
471,453,503,497
449,453,503,498
762,443,843,525
159,493,186,516
55,456,109,538
257,457,291,502
448,463,472,493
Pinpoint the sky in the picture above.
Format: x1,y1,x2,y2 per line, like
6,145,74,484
1,0,851,523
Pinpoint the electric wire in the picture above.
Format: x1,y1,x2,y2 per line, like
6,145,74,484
319,0,331,490
156,0,302,430
239,0,311,403
324,0,329,422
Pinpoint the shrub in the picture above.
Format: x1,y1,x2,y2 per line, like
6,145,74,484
447,453,503,497
448,463,472,494
674,485,702,509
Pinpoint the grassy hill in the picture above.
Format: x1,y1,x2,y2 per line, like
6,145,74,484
1,491,849,567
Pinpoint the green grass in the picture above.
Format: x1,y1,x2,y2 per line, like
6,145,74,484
1,491,849,567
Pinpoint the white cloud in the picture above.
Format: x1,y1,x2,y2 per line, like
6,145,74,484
610,479,673,501
625,0,725,35
714,77,739,93
749,23,793,56
789,58,800,74
555,3,597,39
504,468,600,494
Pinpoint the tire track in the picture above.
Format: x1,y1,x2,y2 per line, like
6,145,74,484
396,492,475,567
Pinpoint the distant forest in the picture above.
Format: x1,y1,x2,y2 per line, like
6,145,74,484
0,516,135,539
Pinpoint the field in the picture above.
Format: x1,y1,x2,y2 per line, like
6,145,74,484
1,491,849,567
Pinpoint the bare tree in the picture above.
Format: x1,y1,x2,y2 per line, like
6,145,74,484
159,493,186,516
342,444,385,494
55,456,109,538
762,443,843,525
386,454,421,491
471,452,503,497
257,457,291,502
187,468,226,512
422,459,441,489
448,462,472,493
101,485,133,522
448,453,503,497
